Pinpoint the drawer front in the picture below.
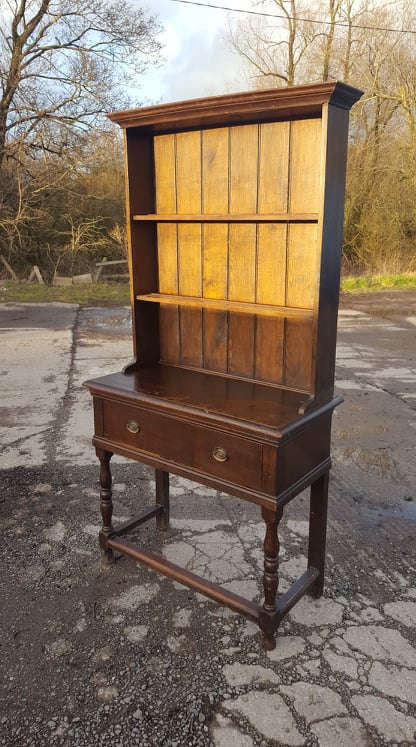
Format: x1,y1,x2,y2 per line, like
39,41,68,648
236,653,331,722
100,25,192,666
102,400,197,465
101,400,261,491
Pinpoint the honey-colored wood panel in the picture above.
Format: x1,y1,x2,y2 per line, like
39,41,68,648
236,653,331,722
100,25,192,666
154,134,177,213
286,223,319,309
203,224,228,299
256,223,286,384
289,118,322,214
157,225,180,364
202,223,228,372
256,201,287,383
176,130,203,367
228,224,257,302
154,135,180,364
202,128,230,213
229,124,259,213
285,318,314,391
228,124,258,378
258,121,290,213
176,131,202,298
177,223,202,296
202,128,229,371
178,223,203,367
228,223,257,377
256,223,287,305
157,224,178,294
176,130,202,213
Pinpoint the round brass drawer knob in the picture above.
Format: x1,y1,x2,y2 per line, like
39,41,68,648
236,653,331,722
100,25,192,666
126,420,140,434
212,446,229,463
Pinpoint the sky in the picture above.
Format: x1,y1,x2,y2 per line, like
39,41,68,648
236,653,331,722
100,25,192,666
139,0,254,104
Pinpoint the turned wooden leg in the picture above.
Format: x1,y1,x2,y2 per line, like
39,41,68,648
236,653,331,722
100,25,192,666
307,471,329,597
96,448,114,565
155,469,170,530
260,505,283,651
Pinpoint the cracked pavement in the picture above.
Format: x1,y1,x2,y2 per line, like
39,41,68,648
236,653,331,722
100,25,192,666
0,292,415,746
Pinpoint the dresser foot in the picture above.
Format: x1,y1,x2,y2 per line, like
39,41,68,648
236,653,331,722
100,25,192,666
261,631,276,651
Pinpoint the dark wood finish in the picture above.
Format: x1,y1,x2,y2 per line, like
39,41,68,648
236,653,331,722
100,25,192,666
307,471,330,597
261,506,283,650
96,448,114,565
84,82,362,650
155,469,169,530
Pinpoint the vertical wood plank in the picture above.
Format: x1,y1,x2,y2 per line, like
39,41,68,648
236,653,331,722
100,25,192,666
258,121,290,214
255,122,290,384
176,131,203,367
285,318,314,391
286,223,319,309
201,128,229,371
228,125,258,377
154,134,180,363
289,118,322,215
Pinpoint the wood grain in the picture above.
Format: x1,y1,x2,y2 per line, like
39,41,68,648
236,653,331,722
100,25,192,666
228,124,258,377
176,131,203,367
154,134,180,363
201,127,229,371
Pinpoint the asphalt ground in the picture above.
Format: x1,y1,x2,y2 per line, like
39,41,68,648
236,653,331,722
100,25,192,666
0,292,415,747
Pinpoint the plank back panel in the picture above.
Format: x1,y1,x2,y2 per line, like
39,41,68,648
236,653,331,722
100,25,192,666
152,117,323,394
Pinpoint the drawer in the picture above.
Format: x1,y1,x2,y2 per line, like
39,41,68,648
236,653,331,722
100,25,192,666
102,400,197,465
100,399,261,491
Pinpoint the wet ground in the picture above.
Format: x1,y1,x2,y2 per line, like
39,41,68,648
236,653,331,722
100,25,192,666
0,292,415,746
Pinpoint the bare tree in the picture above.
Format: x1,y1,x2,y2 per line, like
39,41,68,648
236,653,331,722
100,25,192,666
0,0,162,168
227,0,416,273
228,0,319,87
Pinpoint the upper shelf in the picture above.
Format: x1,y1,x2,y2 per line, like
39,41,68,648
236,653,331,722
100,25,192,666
132,213,319,223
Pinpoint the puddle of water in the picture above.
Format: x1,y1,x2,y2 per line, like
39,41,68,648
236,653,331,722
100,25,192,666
362,501,416,525
81,308,131,336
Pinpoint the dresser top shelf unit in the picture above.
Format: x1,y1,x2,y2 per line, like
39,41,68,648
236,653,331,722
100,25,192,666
109,80,362,413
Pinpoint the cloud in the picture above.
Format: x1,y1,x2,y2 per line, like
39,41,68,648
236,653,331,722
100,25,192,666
139,0,251,103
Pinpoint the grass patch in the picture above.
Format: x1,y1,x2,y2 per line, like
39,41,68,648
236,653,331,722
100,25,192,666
0,282,130,305
341,273,416,292
1,274,416,305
